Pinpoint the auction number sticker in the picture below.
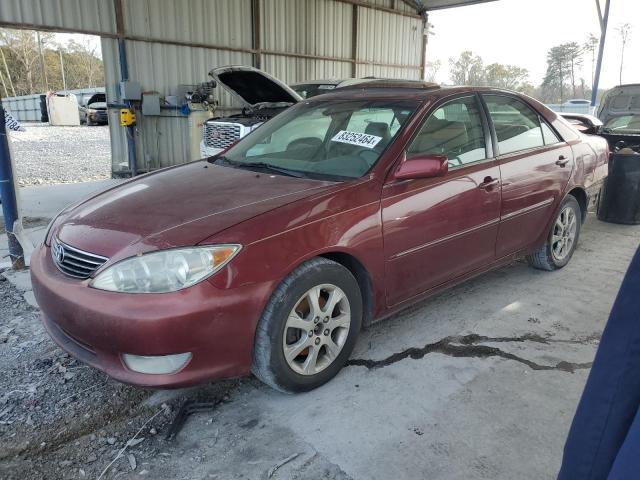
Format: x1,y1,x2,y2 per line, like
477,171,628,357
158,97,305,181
331,130,382,149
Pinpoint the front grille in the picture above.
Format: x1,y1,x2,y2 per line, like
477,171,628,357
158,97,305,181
51,237,108,279
203,122,242,149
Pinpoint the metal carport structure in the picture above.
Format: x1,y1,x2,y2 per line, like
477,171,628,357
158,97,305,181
1,0,498,266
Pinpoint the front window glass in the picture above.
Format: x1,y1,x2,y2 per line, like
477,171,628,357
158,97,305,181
222,100,418,180
484,95,545,155
604,115,640,134
407,96,487,168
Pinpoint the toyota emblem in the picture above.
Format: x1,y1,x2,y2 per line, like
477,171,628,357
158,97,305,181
53,242,65,264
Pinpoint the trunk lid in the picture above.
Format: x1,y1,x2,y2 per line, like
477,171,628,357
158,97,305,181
598,84,640,127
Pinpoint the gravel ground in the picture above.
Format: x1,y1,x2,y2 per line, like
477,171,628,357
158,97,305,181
0,274,241,479
8,123,111,186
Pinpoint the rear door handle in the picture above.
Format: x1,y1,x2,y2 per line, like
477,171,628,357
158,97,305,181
556,155,570,167
478,176,500,190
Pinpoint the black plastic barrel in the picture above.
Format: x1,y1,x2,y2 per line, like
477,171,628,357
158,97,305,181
597,152,640,225
40,95,49,123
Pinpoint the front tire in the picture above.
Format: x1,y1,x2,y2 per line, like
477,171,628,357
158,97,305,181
527,195,582,271
252,258,362,393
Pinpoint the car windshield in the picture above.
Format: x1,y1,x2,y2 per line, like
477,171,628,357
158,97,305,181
603,115,640,134
221,99,418,180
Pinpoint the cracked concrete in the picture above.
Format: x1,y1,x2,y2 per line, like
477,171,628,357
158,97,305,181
121,215,638,480
347,333,594,373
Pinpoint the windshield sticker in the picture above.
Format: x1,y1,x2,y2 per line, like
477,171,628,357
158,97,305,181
331,130,382,149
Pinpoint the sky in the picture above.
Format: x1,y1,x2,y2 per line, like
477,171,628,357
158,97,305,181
427,0,640,90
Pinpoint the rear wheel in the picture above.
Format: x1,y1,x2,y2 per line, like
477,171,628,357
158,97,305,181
527,195,581,271
252,258,362,393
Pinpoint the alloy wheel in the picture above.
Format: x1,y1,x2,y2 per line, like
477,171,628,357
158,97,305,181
551,206,578,263
282,284,351,376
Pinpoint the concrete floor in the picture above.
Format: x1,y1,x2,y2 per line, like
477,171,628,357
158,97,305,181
146,216,637,480
2,180,639,479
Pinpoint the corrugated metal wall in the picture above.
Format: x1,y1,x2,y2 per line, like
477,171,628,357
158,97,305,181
1,0,424,174
0,0,116,34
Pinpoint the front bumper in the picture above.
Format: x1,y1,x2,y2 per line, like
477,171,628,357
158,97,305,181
88,110,108,124
30,244,264,388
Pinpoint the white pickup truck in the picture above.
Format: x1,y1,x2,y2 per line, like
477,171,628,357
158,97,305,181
199,66,302,158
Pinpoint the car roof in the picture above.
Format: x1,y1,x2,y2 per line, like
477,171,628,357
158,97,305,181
304,84,529,102
290,79,347,86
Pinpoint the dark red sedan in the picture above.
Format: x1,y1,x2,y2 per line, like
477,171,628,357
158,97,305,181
31,82,609,392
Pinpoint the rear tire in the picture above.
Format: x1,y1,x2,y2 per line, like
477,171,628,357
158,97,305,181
527,195,582,271
252,258,362,393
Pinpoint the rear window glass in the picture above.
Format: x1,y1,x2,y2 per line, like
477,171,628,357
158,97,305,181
484,95,545,155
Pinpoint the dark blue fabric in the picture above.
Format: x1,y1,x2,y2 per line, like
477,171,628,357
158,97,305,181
558,247,640,480
608,406,640,479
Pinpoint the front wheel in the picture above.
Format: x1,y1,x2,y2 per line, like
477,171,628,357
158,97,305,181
527,195,581,271
252,258,362,393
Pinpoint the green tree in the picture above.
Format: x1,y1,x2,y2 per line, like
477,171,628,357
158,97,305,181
484,63,530,91
617,23,632,84
583,34,599,87
563,42,583,98
0,28,104,96
425,59,441,83
449,51,485,85
542,45,571,103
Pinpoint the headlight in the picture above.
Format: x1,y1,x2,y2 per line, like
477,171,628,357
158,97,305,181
90,245,241,293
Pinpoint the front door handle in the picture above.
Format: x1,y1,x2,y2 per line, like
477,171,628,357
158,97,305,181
556,155,570,167
478,176,500,190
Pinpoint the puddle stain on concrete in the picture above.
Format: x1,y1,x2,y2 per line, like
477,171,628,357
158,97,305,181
347,333,595,373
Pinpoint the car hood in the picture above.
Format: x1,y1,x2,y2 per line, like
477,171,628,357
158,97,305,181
54,161,335,260
209,65,301,109
598,84,640,124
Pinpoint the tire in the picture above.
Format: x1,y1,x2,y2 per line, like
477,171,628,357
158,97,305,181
527,195,582,271
252,257,363,393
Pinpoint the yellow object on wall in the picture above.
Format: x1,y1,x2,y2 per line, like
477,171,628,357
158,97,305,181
119,109,136,126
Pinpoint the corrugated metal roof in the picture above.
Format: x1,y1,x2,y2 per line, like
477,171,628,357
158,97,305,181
0,0,116,34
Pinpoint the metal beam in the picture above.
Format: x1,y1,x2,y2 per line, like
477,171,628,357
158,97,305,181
333,0,421,18
0,94,25,268
351,4,359,77
251,0,262,69
591,0,610,107
0,21,420,73
114,0,137,177
423,0,498,11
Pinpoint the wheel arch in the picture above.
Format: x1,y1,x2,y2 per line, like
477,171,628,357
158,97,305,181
567,186,588,223
318,251,375,327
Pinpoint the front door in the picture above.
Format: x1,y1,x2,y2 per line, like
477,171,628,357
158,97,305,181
482,94,574,257
382,95,501,307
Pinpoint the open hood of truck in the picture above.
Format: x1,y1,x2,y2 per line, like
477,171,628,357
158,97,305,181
598,84,640,124
209,65,301,109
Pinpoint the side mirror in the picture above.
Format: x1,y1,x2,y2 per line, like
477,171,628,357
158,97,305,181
394,153,448,180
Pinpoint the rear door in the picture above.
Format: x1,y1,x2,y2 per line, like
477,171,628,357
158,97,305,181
482,94,573,257
382,95,501,306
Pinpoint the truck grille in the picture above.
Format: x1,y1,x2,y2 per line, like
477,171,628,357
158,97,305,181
51,237,108,279
203,122,242,149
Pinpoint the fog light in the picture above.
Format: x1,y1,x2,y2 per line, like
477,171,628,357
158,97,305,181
122,352,192,375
